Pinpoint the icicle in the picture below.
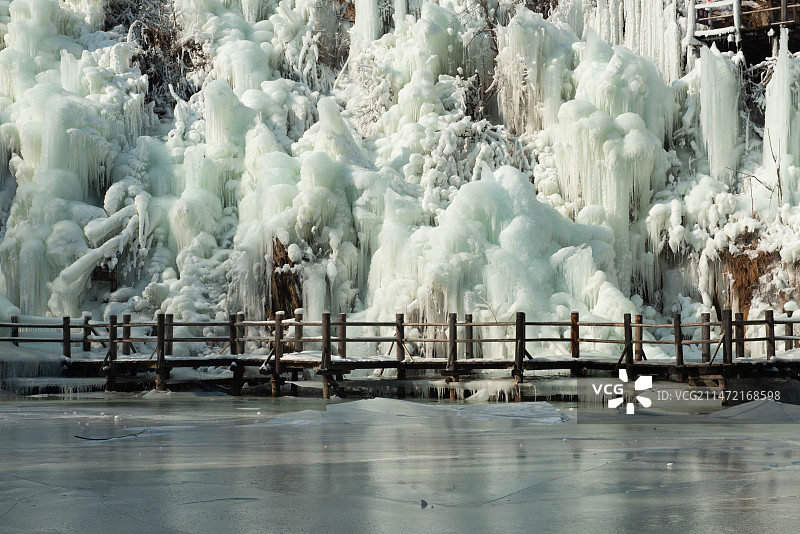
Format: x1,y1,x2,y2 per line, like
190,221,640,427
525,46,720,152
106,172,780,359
700,45,742,186
762,28,800,204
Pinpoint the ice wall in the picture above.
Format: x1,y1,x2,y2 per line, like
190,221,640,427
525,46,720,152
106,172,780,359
0,0,150,316
0,0,790,361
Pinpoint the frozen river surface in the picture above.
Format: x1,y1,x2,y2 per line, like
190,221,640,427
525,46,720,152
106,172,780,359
2,393,800,533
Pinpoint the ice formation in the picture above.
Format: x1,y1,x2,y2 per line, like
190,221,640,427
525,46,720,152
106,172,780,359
0,0,798,360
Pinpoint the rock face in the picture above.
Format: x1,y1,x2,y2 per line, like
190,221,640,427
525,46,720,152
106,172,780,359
269,238,302,320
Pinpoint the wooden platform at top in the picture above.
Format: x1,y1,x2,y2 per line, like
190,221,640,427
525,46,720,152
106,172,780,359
692,0,799,58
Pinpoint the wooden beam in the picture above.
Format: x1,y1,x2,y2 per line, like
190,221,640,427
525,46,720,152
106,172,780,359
701,313,711,363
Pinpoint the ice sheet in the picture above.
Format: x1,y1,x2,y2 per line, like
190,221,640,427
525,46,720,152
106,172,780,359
2,396,800,533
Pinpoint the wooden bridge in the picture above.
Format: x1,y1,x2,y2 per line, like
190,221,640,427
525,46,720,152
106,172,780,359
2,309,800,398
688,0,798,43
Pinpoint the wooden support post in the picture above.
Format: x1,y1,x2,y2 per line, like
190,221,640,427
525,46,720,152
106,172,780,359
122,314,131,355
10,315,18,347
723,310,733,364
337,313,347,359
294,309,303,353
291,370,299,396
634,314,644,361
106,315,117,391
62,316,71,358
108,315,117,361
82,312,91,352
273,311,284,397
781,0,788,22
395,313,406,381
785,310,793,351
165,313,174,356
230,362,244,396
464,313,473,359
673,313,684,368
735,312,745,359
447,313,458,400
237,312,246,354
701,313,711,363
229,314,238,355
570,312,579,359
513,311,525,384
766,309,776,360
733,0,742,41
447,313,457,373
321,312,331,399
624,314,633,369
156,313,167,391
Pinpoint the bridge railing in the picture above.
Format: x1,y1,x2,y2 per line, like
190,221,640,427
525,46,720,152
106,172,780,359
1,308,797,364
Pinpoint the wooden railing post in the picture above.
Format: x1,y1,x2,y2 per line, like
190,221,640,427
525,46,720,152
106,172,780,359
229,313,238,355
634,314,643,361
513,311,525,384
106,315,117,391
294,309,303,352
785,309,793,351
230,361,244,396
122,314,131,355
321,312,331,399
447,313,458,399
156,313,167,391
273,311,283,397
765,309,775,360
395,313,405,380
701,313,711,363
62,316,71,358
464,313,473,359
723,309,733,364
624,314,633,368
733,0,742,41
673,313,684,367
10,315,18,347
781,0,788,22
337,313,347,359
570,312,579,359
236,312,246,354
447,313,457,373
82,312,91,351
735,312,745,358
165,313,174,356
108,315,117,361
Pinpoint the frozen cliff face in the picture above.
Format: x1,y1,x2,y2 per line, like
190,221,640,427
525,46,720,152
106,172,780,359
0,0,797,358
0,0,150,316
